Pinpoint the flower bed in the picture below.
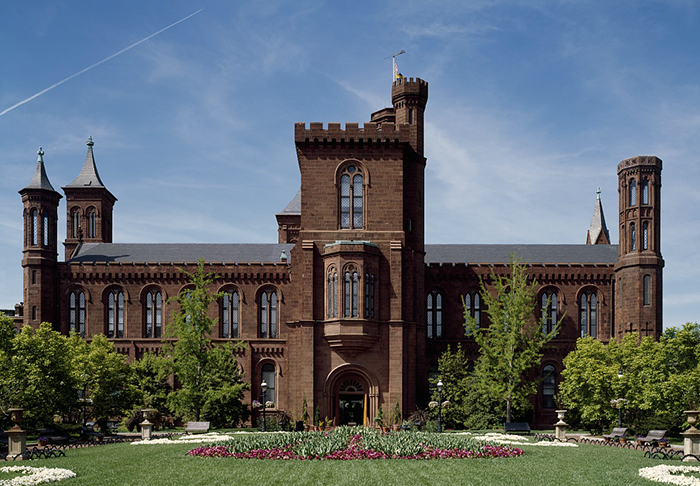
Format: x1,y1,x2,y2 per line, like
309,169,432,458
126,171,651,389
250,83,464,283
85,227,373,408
187,426,523,460
639,465,700,485
0,466,76,486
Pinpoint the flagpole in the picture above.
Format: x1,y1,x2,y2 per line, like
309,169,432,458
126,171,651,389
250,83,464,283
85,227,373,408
392,49,405,83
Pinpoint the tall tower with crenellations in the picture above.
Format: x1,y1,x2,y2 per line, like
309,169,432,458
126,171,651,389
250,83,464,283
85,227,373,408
614,155,663,339
19,147,62,328
62,137,117,259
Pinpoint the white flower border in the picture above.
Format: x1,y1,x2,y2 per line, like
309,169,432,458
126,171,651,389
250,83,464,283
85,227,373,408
639,465,700,486
131,432,234,445
456,432,578,447
0,466,76,486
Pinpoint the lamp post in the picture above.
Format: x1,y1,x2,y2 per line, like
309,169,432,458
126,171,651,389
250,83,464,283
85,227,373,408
437,379,443,433
261,380,268,432
617,370,623,427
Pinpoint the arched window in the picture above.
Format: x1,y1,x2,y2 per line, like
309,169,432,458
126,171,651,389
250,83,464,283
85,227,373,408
427,290,443,339
222,290,240,338
31,270,36,285
31,209,38,246
643,275,651,306
541,291,558,336
339,165,364,229
464,291,480,336
630,223,636,251
107,289,125,338
261,363,276,405
145,289,163,338
87,210,96,238
260,289,278,338
343,270,359,318
327,270,338,318
580,291,597,338
643,222,649,250
43,211,49,246
364,271,376,319
70,290,86,337
642,178,649,205
542,365,556,409
629,179,637,206
71,209,81,238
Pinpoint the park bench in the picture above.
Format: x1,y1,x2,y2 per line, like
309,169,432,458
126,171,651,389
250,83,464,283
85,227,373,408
80,424,104,442
185,421,210,434
637,429,667,445
36,428,70,445
602,427,628,441
504,422,531,435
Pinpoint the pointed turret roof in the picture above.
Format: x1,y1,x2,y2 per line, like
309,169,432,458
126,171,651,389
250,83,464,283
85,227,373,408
586,187,611,245
64,136,107,188
21,147,59,193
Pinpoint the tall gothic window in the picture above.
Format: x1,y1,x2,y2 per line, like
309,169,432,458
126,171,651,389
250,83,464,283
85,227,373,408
107,289,125,338
87,210,96,238
71,209,81,238
31,209,38,246
339,165,364,229
222,290,240,338
643,275,651,306
70,290,86,337
327,270,338,318
541,290,558,336
629,179,637,206
261,363,276,405
464,291,480,336
364,271,376,319
145,289,163,338
260,289,278,338
43,211,49,246
630,223,636,251
344,270,359,318
643,222,649,250
542,365,556,409
427,290,443,339
642,178,649,205
580,291,597,338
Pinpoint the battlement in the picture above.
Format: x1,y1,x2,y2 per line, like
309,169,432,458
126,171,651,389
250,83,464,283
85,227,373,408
617,155,663,174
294,121,412,144
392,77,429,99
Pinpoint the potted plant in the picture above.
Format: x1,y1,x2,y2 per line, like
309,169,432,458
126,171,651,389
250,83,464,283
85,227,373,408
374,404,385,431
391,401,402,431
301,396,310,431
37,436,48,447
314,406,321,431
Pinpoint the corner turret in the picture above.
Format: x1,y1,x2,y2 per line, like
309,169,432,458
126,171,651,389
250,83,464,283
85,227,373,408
391,77,428,156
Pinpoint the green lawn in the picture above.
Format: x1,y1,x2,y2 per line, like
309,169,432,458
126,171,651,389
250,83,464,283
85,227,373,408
16,436,675,486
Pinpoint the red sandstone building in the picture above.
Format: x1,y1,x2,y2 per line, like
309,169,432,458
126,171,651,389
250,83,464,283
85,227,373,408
18,77,663,427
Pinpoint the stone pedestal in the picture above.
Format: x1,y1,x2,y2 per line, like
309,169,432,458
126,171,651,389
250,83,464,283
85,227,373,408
140,408,157,441
554,409,568,441
682,410,700,461
5,427,27,460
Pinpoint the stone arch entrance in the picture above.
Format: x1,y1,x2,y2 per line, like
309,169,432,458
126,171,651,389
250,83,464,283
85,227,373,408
324,364,379,426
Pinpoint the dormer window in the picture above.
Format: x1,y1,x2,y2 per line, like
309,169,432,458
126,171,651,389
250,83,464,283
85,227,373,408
340,165,364,229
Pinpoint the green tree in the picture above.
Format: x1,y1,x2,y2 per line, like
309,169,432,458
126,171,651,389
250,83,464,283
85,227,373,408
131,351,172,414
465,254,560,423
165,260,249,425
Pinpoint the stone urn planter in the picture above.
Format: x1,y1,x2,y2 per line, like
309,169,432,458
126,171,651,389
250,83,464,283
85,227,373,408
8,408,24,430
685,410,700,431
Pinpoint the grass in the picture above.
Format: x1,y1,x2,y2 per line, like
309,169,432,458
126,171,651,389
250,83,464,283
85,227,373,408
13,433,674,486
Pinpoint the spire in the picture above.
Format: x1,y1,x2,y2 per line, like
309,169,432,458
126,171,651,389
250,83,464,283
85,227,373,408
586,187,610,245
65,136,107,188
22,147,58,193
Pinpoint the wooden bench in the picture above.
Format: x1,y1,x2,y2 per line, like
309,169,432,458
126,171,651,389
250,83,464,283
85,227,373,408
602,427,628,440
504,422,531,435
36,428,70,445
185,421,210,434
637,429,667,445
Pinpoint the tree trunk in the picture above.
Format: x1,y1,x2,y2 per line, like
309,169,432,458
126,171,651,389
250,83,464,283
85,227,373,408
506,397,512,423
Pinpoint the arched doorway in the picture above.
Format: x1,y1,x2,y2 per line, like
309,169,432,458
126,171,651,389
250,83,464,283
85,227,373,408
337,377,367,426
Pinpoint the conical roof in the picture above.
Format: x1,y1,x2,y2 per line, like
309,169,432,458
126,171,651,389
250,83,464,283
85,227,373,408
21,147,59,193
64,136,106,188
586,188,610,245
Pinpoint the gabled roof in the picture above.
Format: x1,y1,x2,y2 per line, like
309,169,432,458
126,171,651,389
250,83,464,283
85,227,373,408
64,137,107,189
425,244,618,265
21,147,59,193
69,243,294,265
277,189,301,215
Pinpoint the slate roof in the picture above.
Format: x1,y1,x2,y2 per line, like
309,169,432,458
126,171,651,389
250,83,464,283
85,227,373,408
587,189,611,244
21,148,59,193
425,244,619,265
69,243,294,264
64,137,107,189
278,189,301,215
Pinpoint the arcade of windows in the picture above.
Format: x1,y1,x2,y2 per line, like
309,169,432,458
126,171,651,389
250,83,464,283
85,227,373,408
70,207,97,239
629,178,650,207
326,266,376,320
339,165,364,229
26,208,52,247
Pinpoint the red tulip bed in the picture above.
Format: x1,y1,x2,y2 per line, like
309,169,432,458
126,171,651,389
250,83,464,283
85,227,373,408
187,427,524,461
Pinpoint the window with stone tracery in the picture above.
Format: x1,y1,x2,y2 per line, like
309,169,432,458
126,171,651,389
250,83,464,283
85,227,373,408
339,165,364,229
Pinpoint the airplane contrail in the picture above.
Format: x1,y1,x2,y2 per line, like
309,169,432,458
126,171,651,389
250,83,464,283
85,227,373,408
0,9,202,118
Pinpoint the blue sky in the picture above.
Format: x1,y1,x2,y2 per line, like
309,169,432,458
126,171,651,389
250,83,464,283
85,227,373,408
1,1,698,328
